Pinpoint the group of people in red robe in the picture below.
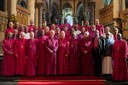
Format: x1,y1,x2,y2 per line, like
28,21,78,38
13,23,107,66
1,18,128,81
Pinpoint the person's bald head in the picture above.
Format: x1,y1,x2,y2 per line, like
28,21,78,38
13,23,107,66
83,31,89,39
105,26,110,33
30,19,34,25
60,31,65,39
7,32,13,39
19,32,25,39
44,26,49,33
95,19,100,25
9,22,14,28
50,30,55,38
30,32,34,39
113,27,119,34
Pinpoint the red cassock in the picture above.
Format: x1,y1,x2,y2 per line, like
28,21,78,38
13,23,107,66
58,38,70,75
45,38,58,75
14,39,27,75
60,23,71,30
37,36,48,75
26,39,38,76
2,39,15,76
113,34,118,41
96,24,104,37
80,38,94,75
69,39,80,74
89,30,96,39
28,25,35,32
65,31,72,41
112,39,128,81
84,25,92,32
5,28,14,39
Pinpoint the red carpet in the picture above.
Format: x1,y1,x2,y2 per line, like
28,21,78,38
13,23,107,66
18,76,105,85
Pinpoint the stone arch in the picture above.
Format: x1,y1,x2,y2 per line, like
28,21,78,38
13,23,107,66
62,3,73,25
62,3,72,9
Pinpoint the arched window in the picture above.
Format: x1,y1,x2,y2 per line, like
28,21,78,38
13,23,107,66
0,0,4,11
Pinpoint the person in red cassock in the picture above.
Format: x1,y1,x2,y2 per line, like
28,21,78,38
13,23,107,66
2,32,15,76
89,25,96,39
60,18,71,30
113,27,119,41
95,19,104,37
112,33,128,81
44,26,50,37
26,32,38,76
58,31,70,75
71,20,81,30
80,31,94,75
69,33,80,75
28,19,35,32
45,30,58,76
5,22,14,39
62,26,72,41
84,20,92,32
78,26,85,40
14,32,26,75
37,30,48,75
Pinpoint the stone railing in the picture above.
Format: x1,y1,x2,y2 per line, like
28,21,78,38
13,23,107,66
99,3,113,26
120,8,128,39
0,11,8,54
16,5,30,25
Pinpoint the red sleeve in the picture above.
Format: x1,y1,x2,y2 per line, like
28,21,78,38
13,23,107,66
2,40,10,54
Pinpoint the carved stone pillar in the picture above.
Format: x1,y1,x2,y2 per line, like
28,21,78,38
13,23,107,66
10,0,17,15
84,0,88,20
36,0,45,28
113,0,120,26
38,4,43,28
28,0,35,21
46,12,51,26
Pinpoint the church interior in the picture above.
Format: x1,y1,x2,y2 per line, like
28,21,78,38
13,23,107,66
0,0,128,85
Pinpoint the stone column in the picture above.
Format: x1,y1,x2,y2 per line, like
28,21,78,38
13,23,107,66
10,0,17,15
4,0,7,12
38,5,43,28
88,1,95,25
113,0,120,26
121,0,125,10
28,0,35,21
84,0,87,20
35,6,39,27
